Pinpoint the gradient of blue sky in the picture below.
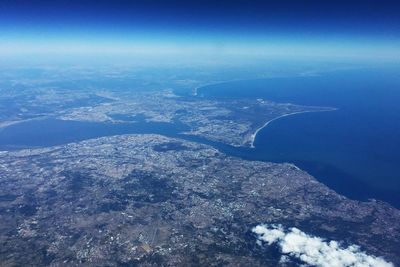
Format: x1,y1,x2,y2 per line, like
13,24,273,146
1,0,399,60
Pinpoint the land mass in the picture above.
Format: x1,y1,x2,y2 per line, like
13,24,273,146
0,67,335,148
0,134,399,266
58,91,335,147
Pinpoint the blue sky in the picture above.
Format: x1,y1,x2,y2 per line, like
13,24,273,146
1,0,399,61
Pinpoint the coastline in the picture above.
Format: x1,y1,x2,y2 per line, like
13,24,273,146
0,116,48,132
250,108,337,148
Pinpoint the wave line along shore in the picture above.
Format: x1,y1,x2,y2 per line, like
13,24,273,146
250,108,337,148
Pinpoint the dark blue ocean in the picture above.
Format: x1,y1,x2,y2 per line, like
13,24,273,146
199,67,400,207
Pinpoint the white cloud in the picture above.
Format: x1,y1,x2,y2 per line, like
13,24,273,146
252,224,394,267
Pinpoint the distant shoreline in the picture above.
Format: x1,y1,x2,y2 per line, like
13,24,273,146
0,117,48,132
250,109,337,148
